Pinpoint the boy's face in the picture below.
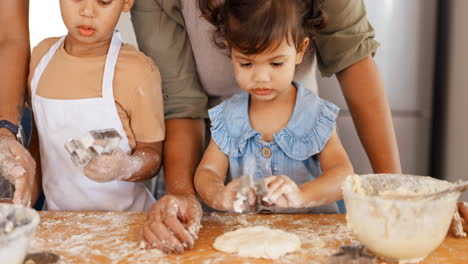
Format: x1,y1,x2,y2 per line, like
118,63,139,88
60,0,134,44
231,38,308,102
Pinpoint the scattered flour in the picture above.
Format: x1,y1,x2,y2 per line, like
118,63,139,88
30,211,359,264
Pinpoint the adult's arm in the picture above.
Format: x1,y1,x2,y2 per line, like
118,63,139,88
315,0,401,173
336,57,401,173
0,0,37,207
131,0,207,253
0,0,29,130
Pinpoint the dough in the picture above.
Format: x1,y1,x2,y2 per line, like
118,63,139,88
213,226,301,259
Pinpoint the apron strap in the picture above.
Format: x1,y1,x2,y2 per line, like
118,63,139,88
30,36,66,95
102,30,123,99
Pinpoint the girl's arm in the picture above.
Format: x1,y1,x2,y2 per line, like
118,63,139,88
298,128,353,206
264,128,353,208
194,139,235,211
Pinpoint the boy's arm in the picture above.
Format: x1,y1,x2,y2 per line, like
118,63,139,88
123,141,163,182
83,141,162,183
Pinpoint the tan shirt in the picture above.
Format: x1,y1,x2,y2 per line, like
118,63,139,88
131,0,379,119
28,37,165,150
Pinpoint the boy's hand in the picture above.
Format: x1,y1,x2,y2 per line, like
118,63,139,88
0,134,36,206
84,148,142,182
263,175,305,208
141,194,202,253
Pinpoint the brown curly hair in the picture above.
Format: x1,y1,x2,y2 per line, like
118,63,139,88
198,0,327,55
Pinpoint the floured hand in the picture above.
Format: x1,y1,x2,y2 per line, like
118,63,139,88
84,148,142,182
263,175,305,208
141,194,202,253
214,179,255,212
0,135,36,206
450,202,468,238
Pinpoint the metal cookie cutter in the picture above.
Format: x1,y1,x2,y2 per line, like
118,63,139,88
24,252,60,264
329,245,376,264
238,174,272,214
64,129,121,167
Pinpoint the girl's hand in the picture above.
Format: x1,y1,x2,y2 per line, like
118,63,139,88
214,179,255,212
263,175,306,208
84,148,143,183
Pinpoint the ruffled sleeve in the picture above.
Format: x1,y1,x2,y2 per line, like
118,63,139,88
208,92,257,157
275,85,339,160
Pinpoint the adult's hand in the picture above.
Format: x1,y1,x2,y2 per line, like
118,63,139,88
0,134,36,206
141,194,202,253
450,202,468,238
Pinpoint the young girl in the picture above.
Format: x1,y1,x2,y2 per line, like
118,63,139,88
27,0,164,211
194,0,354,213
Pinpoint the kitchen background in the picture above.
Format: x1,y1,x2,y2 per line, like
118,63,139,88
28,0,467,200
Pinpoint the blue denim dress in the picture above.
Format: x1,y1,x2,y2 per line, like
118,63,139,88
209,82,340,213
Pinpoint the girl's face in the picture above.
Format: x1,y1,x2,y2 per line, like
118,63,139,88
59,0,133,44
231,38,309,102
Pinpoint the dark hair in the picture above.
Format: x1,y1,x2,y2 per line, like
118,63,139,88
198,0,327,55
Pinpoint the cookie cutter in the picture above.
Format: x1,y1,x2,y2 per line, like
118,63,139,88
329,245,376,264
64,128,121,167
238,174,272,214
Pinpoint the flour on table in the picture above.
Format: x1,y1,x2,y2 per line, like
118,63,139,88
213,226,302,259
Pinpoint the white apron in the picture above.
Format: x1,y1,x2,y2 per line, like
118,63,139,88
30,31,155,212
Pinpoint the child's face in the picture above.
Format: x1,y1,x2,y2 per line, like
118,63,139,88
60,0,133,44
231,38,308,102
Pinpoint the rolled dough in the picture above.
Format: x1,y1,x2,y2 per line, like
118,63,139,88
213,226,301,259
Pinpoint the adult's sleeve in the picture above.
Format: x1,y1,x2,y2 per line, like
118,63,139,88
314,0,380,77
131,0,209,119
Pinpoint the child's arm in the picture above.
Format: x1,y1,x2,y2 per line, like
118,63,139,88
264,128,353,208
194,139,246,211
84,141,162,183
123,141,163,182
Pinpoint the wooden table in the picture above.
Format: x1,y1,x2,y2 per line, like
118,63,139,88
29,212,468,264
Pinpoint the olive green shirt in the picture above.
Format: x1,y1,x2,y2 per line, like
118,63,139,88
131,0,379,120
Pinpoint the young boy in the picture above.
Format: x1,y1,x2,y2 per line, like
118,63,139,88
27,0,164,211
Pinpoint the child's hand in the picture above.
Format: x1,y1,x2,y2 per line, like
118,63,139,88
84,148,143,183
214,179,255,212
263,175,306,208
